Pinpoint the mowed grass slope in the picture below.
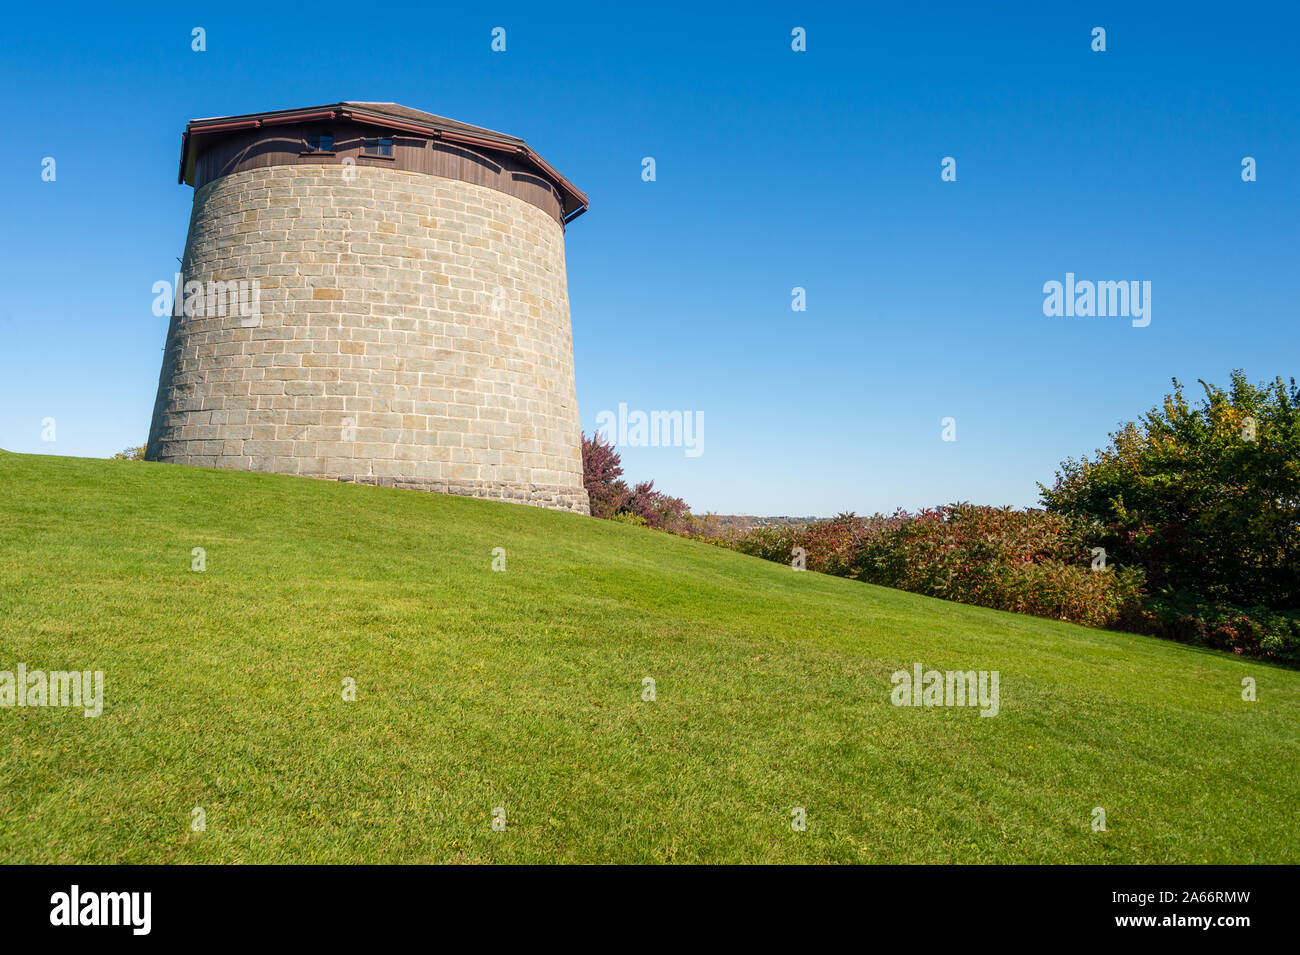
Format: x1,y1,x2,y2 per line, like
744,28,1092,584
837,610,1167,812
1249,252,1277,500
0,451,1296,864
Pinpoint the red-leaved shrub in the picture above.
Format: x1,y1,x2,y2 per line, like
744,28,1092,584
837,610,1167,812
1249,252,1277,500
727,502,1297,664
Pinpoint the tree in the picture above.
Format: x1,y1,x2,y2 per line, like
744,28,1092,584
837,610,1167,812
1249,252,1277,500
581,432,630,518
580,432,692,531
1040,372,1300,609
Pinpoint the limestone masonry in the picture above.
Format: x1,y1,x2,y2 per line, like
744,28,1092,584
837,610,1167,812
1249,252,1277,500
146,103,591,513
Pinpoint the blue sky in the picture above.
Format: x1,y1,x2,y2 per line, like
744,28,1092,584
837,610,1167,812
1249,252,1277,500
2,1,1296,515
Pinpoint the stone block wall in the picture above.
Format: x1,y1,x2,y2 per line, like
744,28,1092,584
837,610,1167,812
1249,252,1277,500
146,163,590,514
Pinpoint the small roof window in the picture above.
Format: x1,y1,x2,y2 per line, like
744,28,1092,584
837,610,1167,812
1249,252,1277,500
305,131,334,153
363,135,393,157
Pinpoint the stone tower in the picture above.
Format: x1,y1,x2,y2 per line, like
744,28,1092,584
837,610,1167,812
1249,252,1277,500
146,102,590,513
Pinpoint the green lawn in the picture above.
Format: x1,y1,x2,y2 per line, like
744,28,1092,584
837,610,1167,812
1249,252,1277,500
0,450,1296,864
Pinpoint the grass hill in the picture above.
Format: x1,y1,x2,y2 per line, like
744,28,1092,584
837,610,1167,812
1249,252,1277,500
1,451,1296,864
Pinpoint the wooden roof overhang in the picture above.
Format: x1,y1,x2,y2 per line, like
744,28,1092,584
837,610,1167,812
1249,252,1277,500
177,102,589,223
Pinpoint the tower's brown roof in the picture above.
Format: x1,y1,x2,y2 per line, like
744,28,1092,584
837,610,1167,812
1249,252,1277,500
177,102,587,220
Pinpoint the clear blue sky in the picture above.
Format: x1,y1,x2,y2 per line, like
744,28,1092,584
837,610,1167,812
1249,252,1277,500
2,1,1296,515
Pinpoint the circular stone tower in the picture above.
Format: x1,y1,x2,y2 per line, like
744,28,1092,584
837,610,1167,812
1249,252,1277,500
146,102,590,513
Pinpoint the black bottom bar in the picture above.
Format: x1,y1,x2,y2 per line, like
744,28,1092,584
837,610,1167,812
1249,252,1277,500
0,864,1285,941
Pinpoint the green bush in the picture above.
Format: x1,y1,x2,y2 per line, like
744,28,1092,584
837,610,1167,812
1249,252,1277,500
607,511,648,527
1040,372,1300,610
1131,596,1300,665
730,525,802,564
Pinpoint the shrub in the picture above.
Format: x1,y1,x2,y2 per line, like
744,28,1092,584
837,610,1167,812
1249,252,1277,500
845,504,1145,627
724,504,1153,642
580,432,693,533
986,560,1146,630
1040,372,1300,610
722,497,1288,664
730,525,802,564
727,504,1142,627
1130,595,1300,665
582,432,630,519
607,511,648,527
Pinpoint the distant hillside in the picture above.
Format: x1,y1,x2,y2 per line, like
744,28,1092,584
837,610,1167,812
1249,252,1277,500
712,514,820,531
